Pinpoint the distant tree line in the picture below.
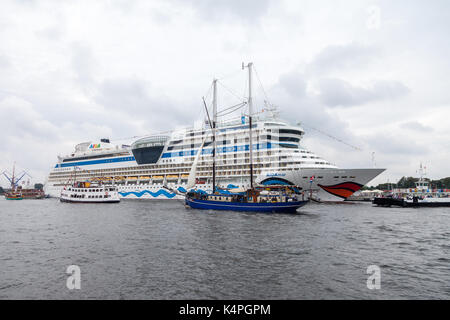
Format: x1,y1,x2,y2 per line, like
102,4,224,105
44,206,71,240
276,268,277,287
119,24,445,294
0,186,4,194
364,177,450,191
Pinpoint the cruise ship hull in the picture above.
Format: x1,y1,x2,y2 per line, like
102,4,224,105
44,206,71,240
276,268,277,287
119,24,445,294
272,168,385,202
46,168,384,202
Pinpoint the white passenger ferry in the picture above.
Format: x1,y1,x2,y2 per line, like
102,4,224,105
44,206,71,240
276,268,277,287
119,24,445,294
45,64,384,202
60,181,120,203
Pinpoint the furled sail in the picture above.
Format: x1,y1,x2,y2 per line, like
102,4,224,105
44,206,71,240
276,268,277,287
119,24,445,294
186,134,209,191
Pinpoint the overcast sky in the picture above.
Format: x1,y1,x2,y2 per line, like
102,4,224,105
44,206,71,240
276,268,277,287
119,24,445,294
1,0,449,187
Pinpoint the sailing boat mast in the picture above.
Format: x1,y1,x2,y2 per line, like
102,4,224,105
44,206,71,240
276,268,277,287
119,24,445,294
243,62,254,189
12,162,16,191
212,79,218,194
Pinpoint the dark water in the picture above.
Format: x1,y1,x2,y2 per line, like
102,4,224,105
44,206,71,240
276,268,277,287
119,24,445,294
0,197,449,299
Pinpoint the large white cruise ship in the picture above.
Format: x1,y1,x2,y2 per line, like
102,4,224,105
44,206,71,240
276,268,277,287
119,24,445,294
45,63,384,201
45,118,384,201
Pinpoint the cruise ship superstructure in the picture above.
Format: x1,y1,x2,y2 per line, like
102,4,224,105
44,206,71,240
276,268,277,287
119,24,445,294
46,120,384,202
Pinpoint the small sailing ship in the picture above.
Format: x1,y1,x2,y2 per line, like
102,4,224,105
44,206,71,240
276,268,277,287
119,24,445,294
2,163,24,200
5,192,23,200
184,62,309,213
2,163,46,200
185,186,308,213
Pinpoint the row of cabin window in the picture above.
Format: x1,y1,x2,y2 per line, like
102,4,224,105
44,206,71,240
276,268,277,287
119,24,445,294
70,194,111,198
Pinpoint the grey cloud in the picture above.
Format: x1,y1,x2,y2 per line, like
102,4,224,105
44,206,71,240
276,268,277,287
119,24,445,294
365,133,430,156
0,95,59,142
95,78,157,114
0,54,10,68
172,0,271,22
271,71,360,152
71,42,96,86
400,121,433,133
36,25,65,41
308,43,379,73
94,77,199,133
317,78,410,107
277,72,307,99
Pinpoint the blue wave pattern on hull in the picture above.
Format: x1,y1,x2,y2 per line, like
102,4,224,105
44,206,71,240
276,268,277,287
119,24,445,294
119,187,187,198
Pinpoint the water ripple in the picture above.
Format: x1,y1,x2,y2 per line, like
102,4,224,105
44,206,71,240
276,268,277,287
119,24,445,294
0,199,449,299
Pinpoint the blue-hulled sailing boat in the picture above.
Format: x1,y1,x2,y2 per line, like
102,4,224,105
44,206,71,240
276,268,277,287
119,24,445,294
185,62,309,213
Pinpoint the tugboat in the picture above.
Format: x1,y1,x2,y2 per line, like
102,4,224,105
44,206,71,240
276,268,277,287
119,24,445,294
184,62,309,213
373,195,450,208
373,164,450,207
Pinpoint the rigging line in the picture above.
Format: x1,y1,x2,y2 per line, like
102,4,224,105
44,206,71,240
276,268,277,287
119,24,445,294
216,102,247,115
203,82,214,103
217,103,247,117
220,105,243,117
253,66,272,106
217,80,246,102
242,75,248,100
302,124,363,151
